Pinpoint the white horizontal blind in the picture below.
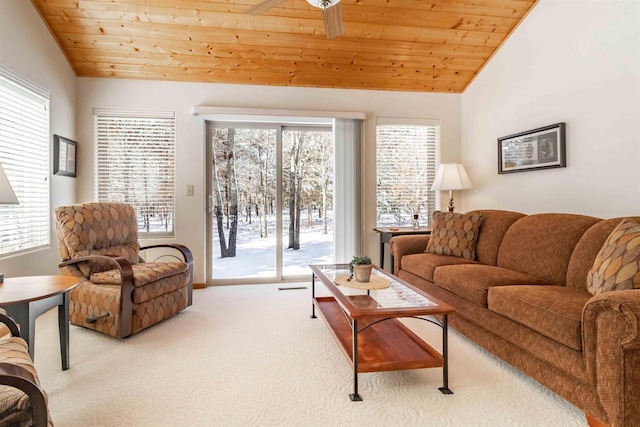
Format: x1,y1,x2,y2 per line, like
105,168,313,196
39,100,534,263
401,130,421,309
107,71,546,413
94,110,176,237
376,122,439,227
0,68,51,256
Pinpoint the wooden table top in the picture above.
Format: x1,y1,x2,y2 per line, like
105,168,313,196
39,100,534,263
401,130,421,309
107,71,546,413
0,276,79,305
373,227,431,235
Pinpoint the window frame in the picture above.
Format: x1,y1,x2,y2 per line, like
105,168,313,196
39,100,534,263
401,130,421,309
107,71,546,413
375,117,441,228
0,66,51,257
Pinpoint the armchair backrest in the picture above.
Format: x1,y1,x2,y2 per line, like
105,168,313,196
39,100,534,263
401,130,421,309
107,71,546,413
54,202,140,277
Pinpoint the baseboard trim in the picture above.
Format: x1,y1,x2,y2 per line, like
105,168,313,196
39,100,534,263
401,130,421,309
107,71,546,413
193,283,206,289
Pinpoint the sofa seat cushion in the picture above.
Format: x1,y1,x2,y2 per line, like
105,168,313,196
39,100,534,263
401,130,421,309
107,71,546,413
401,253,478,282
434,264,551,307
488,285,592,351
132,271,190,304
90,261,188,287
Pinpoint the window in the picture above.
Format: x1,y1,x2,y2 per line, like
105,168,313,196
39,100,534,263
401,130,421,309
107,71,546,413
94,110,176,237
0,67,50,256
376,118,439,227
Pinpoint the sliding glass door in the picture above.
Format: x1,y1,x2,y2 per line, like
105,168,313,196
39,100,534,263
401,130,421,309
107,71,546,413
282,127,333,276
206,121,333,284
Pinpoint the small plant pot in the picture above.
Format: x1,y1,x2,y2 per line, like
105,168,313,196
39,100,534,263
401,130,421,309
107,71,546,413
353,264,373,283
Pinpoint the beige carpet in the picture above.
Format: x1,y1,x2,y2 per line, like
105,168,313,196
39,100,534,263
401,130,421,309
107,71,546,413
32,283,588,426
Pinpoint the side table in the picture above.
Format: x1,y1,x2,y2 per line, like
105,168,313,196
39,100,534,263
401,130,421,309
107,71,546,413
0,275,78,370
373,227,431,273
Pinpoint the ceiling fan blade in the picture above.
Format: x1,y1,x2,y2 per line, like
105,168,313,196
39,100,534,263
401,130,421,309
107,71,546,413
322,3,345,39
245,0,288,16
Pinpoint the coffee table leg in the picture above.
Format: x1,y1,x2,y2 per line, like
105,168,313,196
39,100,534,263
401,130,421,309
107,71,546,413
310,273,317,319
350,319,362,401
438,314,453,394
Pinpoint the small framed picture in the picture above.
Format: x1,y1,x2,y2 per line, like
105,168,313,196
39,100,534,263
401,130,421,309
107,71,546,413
498,123,566,174
53,135,77,177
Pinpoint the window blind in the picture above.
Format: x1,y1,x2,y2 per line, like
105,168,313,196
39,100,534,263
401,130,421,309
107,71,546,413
376,122,440,227
0,67,50,256
94,110,176,237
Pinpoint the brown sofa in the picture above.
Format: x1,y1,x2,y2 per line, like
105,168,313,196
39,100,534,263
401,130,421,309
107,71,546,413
390,210,640,427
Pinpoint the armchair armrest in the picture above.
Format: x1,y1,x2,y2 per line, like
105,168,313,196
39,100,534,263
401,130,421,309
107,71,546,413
582,289,640,427
59,255,134,338
0,363,48,427
389,235,431,275
140,244,194,306
0,313,20,337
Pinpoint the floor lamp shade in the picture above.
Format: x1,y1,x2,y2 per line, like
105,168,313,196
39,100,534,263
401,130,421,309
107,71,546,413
0,163,19,205
430,163,472,212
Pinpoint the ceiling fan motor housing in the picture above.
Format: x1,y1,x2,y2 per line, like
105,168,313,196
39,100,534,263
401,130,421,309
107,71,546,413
306,0,340,9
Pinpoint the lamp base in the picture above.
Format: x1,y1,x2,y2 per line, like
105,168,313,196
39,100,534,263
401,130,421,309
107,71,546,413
448,192,455,213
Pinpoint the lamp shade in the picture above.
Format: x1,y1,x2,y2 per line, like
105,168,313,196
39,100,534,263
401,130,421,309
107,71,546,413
430,163,473,191
0,163,19,204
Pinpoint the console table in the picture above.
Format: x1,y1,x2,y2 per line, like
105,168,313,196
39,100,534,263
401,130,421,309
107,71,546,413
0,275,78,370
373,227,431,273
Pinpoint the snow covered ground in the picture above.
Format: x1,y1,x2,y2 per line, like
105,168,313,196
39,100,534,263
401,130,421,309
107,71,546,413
212,210,333,279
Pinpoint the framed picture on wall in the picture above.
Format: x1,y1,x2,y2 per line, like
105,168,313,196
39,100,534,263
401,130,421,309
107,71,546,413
498,123,566,174
53,135,77,177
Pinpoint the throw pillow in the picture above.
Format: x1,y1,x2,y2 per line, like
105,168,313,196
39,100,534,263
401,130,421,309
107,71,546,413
587,218,640,295
426,210,483,260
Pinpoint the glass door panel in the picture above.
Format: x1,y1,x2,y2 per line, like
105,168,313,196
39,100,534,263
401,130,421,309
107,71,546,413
209,125,277,280
282,128,334,277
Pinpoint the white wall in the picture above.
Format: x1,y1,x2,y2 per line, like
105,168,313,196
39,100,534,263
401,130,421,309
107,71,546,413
77,78,462,282
461,0,640,217
0,1,77,277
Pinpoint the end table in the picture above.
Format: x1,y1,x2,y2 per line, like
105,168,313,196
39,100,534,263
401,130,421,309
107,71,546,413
373,227,431,273
0,275,78,370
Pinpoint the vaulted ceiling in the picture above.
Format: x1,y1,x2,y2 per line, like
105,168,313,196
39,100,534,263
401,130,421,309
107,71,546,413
32,0,538,93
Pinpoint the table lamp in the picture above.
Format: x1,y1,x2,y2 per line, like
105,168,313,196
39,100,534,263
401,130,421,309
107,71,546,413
430,163,473,213
0,162,19,283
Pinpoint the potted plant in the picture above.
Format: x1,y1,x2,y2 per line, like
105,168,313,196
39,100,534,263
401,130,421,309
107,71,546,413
350,255,373,283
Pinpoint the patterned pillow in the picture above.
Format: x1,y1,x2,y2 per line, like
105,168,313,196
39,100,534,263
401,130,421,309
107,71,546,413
426,211,483,260
587,218,640,295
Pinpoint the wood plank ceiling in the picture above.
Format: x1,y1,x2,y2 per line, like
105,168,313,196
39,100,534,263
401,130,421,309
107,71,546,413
31,0,538,93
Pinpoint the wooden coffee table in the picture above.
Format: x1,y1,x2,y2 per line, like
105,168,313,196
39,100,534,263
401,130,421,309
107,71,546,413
309,263,455,401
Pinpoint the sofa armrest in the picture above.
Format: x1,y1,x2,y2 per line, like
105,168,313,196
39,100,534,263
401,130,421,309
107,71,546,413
389,235,430,274
60,255,134,338
582,289,640,427
0,363,48,427
0,313,20,337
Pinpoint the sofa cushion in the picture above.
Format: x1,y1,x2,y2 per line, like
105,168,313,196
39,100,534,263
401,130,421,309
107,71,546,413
90,262,188,287
488,285,592,351
401,253,478,282
54,203,141,276
474,210,525,266
426,210,483,260
497,213,601,286
587,218,640,295
434,264,551,307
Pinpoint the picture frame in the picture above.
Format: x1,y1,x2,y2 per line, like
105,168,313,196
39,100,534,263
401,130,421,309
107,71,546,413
498,123,566,174
53,135,77,177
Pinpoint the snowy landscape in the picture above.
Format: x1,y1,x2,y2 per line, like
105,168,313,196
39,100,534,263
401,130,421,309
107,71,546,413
212,209,333,279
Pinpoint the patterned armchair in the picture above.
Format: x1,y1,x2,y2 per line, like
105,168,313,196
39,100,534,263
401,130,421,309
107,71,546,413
0,312,51,426
54,203,193,338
